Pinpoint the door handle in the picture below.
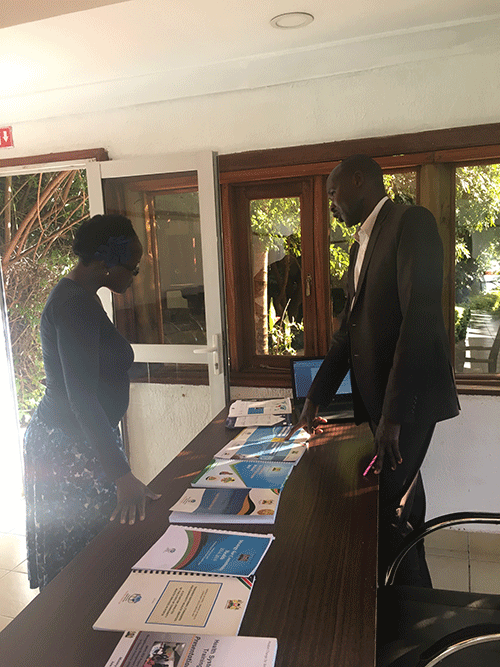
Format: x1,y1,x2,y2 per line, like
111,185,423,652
193,334,221,375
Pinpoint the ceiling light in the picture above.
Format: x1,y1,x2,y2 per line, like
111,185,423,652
270,12,314,29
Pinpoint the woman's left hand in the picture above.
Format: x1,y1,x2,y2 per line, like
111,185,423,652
111,471,161,525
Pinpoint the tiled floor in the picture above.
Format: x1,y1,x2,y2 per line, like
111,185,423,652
426,527,500,593
0,503,499,633
0,495,38,632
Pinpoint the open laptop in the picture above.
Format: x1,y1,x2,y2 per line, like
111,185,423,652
291,356,354,423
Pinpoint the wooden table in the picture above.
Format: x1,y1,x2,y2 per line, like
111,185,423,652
0,410,377,667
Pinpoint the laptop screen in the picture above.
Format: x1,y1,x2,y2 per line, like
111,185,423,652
291,357,352,400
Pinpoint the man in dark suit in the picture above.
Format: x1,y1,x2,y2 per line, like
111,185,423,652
293,154,460,585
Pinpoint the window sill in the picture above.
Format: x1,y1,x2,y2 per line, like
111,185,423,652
456,375,500,395
230,366,291,388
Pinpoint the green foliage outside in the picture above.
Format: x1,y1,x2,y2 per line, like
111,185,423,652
466,291,500,319
250,198,303,353
267,299,303,355
1,170,89,425
455,165,500,303
454,305,471,342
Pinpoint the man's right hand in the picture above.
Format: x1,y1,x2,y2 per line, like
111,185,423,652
285,397,327,439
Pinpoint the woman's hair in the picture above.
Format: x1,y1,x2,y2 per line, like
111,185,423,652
73,214,137,265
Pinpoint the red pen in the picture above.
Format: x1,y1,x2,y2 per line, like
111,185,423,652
363,454,378,477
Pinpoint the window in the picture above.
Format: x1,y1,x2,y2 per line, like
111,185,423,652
219,127,500,393
222,175,330,385
455,163,500,375
103,171,210,385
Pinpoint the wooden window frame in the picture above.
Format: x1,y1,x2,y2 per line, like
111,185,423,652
219,122,500,394
221,175,331,386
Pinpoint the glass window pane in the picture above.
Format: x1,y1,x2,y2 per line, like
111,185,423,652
250,197,303,356
104,173,206,345
455,164,500,374
383,171,417,205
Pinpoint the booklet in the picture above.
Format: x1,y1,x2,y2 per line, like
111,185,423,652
132,525,274,577
93,570,254,635
225,398,293,429
104,632,278,667
228,398,292,417
169,488,281,525
215,425,308,463
191,459,294,490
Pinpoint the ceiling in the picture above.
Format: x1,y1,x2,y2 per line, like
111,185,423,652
2,1,500,115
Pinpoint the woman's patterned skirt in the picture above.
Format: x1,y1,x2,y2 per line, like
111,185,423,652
23,409,122,589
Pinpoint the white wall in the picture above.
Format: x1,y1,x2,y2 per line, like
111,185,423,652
423,395,500,529
126,383,211,485
3,42,500,516
4,48,500,159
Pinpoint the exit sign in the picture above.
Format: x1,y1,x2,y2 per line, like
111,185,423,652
0,127,14,148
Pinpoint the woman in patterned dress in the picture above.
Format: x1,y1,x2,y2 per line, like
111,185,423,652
23,214,160,589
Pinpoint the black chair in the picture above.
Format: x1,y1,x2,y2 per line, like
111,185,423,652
377,512,500,667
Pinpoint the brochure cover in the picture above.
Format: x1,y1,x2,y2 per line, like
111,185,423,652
93,570,253,636
225,398,293,429
214,425,308,463
132,525,274,577
228,398,292,417
169,488,281,524
104,632,278,667
191,459,294,490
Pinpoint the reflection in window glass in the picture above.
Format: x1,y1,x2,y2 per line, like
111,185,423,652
250,198,302,356
155,192,206,345
104,175,206,345
455,164,500,374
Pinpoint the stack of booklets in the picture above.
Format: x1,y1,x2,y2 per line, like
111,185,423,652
225,398,293,428
104,632,278,667
168,423,309,526
94,525,274,636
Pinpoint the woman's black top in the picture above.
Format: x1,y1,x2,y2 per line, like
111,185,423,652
37,278,134,481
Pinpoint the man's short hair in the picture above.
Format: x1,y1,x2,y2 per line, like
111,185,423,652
339,155,384,188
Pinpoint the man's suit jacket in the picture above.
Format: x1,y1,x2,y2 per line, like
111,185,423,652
308,199,460,426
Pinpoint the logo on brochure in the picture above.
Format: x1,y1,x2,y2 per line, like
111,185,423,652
225,599,243,610
120,592,142,604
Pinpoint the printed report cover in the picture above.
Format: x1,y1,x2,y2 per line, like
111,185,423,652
191,459,294,490
132,525,274,577
214,425,308,463
169,488,281,524
93,570,254,636
104,632,278,667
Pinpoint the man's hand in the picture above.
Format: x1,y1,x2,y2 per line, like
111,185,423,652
372,415,402,474
111,471,161,525
285,398,327,440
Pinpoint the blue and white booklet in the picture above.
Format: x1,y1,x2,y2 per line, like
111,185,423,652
191,458,294,490
132,525,274,577
215,425,308,464
169,488,281,524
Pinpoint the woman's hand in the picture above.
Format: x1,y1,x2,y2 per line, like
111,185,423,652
110,471,161,525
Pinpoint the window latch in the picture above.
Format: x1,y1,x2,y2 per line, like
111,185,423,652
305,273,312,297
